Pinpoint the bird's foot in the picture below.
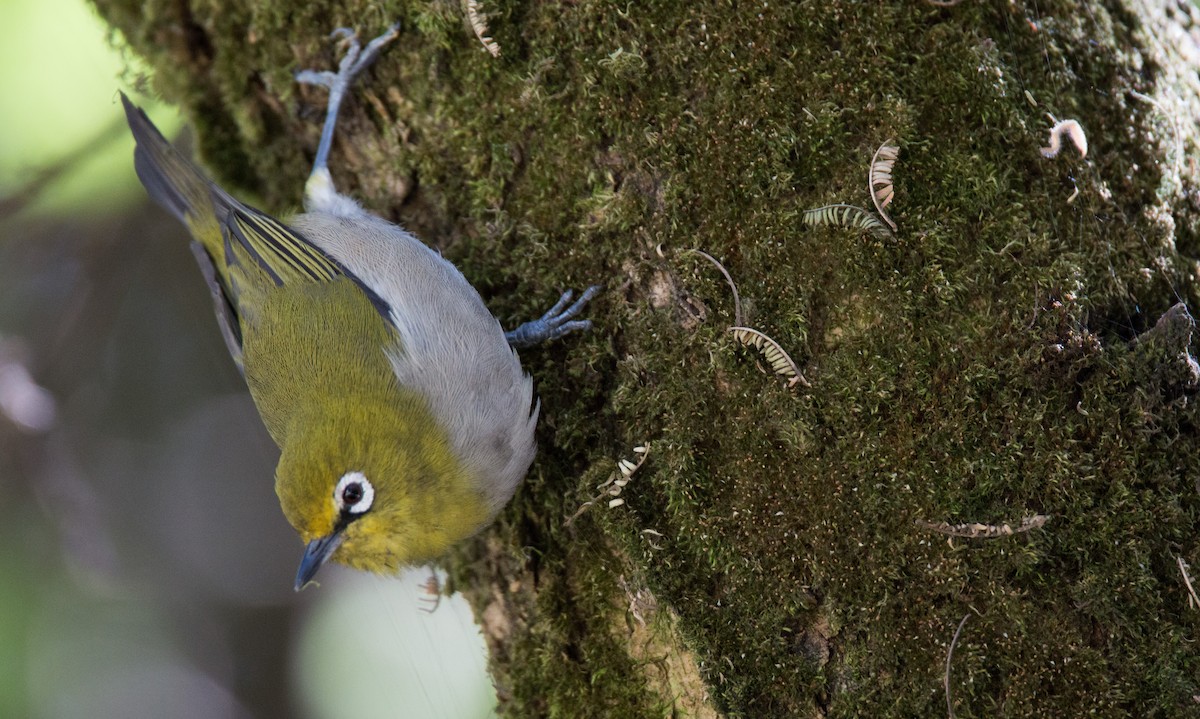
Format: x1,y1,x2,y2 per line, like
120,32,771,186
505,286,602,349
295,23,401,93
295,23,401,179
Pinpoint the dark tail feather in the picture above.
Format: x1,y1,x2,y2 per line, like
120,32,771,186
119,93,362,302
120,92,219,225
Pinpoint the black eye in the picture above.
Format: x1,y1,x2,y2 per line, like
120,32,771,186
334,472,375,515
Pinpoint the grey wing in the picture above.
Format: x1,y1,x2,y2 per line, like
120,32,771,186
190,241,245,374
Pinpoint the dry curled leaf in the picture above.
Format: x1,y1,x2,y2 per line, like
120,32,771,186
465,0,501,57
730,326,810,388
869,140,899,231
802,203,892,239
565,443,650,526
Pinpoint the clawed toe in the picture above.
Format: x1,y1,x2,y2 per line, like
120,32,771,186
505,285,602,349
295,22,402,187
296,23,400,86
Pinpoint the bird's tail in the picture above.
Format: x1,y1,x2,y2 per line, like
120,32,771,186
120,92,349,291
119,92,231,235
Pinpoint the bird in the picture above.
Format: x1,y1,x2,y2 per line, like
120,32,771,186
120,23,599,590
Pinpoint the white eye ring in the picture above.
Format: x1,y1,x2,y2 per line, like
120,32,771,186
334,472,374,515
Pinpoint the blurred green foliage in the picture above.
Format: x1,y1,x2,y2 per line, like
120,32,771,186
0,0,154,214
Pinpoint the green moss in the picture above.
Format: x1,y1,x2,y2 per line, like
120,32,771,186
93,0,1200,714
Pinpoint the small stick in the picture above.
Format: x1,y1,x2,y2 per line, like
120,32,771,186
945,613,970,719
682,249,743,326
1179,556,1199,609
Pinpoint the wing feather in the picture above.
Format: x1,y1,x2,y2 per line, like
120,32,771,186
120,92,395,347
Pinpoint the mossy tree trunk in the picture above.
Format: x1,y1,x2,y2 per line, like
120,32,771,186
92,0,1200,715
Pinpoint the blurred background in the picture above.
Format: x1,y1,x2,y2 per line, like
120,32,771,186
0,0,496,716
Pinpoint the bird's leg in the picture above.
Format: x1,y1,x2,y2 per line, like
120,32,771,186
295,23,401,194
505,286,602,349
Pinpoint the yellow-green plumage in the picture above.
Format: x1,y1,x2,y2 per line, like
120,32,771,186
252,279,490,571
121,92,530,584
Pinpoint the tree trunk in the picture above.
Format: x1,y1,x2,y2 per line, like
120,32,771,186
91,0,1200,715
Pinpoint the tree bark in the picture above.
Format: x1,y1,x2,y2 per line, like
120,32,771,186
92,0,1200,715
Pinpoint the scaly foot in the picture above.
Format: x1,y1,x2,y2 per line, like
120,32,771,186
505,286,602,348
295,23,401,180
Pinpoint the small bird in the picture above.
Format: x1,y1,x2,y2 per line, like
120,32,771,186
121,23,598,590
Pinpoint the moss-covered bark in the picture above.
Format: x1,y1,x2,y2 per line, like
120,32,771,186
91,0,1200,715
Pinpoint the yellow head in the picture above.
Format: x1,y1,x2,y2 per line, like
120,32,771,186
275,397,492,590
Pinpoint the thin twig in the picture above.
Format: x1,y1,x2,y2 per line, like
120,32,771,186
1179,556,1199,610
945,613,970,719
682,249,743,326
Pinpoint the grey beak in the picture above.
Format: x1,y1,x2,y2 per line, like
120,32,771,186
295,532,344,591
